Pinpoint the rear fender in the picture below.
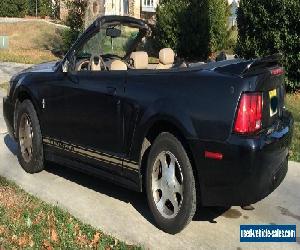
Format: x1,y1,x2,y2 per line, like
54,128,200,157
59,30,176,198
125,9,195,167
129,98,197,163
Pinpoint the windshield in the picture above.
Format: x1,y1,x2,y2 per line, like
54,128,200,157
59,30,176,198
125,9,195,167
77,25,140,59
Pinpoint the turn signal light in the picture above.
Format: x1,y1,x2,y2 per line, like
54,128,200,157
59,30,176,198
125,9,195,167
271,68,284,76
234,93,262,134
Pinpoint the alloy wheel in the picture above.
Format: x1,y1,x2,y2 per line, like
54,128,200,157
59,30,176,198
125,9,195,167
152,151,183,219
19,113,33,163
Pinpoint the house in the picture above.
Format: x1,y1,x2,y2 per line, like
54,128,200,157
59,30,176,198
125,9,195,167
228,0,239,28
84,0,158,27
61,0,239,28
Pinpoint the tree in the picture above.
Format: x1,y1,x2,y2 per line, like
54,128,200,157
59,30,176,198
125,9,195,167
62,0,87,52
155,0,229,60
0,0,28,17
236,0,300,91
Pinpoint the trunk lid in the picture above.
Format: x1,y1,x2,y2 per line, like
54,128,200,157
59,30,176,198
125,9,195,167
214,54,286,132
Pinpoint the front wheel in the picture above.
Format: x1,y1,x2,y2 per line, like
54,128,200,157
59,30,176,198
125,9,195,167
16,100,44,174
146,132,197,234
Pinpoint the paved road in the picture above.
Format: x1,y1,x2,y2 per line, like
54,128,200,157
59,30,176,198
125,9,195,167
0,62,32,85
0,88,300,249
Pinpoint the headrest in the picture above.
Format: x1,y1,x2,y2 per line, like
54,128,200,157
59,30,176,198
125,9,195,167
110,60,127,71
130,51,149,69
159,48,175,65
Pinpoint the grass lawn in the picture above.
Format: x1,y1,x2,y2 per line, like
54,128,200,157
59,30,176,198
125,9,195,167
285,93,300,162
0,21,65,64
0,176,139,249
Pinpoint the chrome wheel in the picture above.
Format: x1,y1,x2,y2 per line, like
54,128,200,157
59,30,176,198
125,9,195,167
19,113,33,163
152,151,183,219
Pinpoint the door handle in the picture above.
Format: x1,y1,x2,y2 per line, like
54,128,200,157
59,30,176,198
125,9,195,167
106,86,117,96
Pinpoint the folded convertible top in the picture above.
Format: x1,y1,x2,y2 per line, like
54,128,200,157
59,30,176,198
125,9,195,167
192,54,282,77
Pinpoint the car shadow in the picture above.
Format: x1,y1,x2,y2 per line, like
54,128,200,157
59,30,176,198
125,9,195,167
4,134,230,227
4,134,18,156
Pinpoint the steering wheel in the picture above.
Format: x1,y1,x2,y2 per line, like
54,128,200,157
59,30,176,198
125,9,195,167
75,59,90,71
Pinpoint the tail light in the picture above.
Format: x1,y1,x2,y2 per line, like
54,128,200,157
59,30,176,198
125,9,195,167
234,92,263,134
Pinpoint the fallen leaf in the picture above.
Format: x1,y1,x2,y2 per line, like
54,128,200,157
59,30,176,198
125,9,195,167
51,228,59,243
0,226,6,235
43,239,53,250
18,235,28,247
90,232,101,248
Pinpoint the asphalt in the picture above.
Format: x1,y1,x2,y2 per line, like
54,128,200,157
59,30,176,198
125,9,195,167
0,73,300,249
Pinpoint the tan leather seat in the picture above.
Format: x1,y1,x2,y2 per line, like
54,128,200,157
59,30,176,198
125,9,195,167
156,48,175,70
130,51,149,69
110,60,127,71
90,55,101,71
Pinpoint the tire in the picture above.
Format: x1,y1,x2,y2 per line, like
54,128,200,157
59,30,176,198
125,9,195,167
146,132,197,234
16,100,44,173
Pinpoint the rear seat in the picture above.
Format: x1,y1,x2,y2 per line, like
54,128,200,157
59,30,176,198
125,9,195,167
156,48,175,70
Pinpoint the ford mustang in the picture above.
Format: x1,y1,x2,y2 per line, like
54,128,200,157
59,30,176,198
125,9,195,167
3,16,294,234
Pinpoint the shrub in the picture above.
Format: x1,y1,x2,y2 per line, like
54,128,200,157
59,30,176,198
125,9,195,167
0,0,27,18
236,0,300,91
155,0,229,60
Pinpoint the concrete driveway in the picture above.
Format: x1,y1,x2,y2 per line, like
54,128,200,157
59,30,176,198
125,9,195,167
0,62,32,86
0,87,300,249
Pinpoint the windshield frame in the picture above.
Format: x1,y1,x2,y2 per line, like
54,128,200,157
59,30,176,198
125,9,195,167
61,16,150,71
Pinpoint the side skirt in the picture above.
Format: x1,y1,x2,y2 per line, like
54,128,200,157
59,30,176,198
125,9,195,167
44,150,142,192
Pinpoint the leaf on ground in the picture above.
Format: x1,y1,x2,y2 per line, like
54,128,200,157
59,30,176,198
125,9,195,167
76,233,89,246
43,239,53,250
51,228,59,243
18,235,29,247
90,232,101,248
0,226,6,235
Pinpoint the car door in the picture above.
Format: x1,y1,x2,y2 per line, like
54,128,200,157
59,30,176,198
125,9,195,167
59,69,125,158
40,27,127,172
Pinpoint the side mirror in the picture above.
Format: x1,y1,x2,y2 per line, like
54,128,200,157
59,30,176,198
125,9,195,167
62,60,69,73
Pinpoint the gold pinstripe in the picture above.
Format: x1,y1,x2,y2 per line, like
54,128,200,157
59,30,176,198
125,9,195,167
43,137,139,171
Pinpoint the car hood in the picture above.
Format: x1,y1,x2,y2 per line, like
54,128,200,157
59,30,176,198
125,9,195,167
21,61,60,73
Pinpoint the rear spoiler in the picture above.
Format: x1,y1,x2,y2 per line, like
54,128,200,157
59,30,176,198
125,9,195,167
213,54,283,77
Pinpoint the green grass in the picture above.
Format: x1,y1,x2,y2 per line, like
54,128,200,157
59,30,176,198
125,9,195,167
0,176,140,249
286,93,300,162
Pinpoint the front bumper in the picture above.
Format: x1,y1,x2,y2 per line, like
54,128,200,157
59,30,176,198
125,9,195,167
3,96,15,139
189,110,294,206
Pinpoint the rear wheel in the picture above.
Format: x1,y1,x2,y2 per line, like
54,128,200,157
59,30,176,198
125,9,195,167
146,132,196,234
16,100,44,173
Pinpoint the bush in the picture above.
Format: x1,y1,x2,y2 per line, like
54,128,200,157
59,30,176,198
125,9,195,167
236,0,300,91
155,0,229,60
0,0,27,17
62,0,87,53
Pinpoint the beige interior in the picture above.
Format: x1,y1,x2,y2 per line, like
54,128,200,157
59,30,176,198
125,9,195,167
90,55,101,71
130,51,149,69
110,60,127,71
156,48,175,70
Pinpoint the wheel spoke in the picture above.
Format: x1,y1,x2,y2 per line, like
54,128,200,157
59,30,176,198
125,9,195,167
152,177,163,192
169,193,180,215
156,196,166,212
159,153,168,178
173,178,183,195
